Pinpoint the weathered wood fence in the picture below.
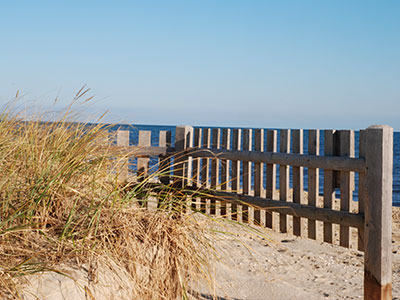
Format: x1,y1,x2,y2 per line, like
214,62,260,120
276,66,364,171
113,125,393,300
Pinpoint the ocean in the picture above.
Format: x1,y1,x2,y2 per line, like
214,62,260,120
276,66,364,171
109,124,400,207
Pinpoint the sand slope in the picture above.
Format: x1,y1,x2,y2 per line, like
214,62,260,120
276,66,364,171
19,208,400,300
191,208,400,300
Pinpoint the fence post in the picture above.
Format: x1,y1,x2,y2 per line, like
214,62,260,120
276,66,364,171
137,131,151,182
364,125,393,300
174,125,193,188
116,130,130,182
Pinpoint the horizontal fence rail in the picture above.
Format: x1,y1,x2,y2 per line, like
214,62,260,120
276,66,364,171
184,147,367,172
184,186,364,229
103,145,175,157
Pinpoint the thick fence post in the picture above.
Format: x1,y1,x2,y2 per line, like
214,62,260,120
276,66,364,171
364,125,393,300
174,125,193,188
137,131,151,182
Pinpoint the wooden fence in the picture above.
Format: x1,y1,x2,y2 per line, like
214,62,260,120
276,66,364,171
113,125,393,300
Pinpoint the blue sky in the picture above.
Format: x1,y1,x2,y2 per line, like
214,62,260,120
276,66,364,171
1,1,399,130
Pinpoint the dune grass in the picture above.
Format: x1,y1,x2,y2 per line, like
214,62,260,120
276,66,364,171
0,99,215,299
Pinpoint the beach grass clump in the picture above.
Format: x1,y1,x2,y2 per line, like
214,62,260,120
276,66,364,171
0,100,211,299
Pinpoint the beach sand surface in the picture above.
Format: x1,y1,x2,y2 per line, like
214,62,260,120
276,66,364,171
190,206,400,300
19,207,400,300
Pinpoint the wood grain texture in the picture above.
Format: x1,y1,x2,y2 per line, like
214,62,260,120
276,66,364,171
358,130,366,251
292,129,303,236
364,125,393,300
159,130,172,185
186,148,365,172
308,129,320,240
339,130,354,248
211,128,221,188
191,128,202,211
221,128,231,191
323,130,335,244
174,126,193,187
279,129,290,233
201,128,211,189
254,129,264,225
184,187,364,229
137,131,151,181
242,129,252,194
201,128,211,214
266,130,277,229
211,128,221,215
192,128,202,188
231,129,241,221
116,130,130,182
242,129,252,223
221,128,231,218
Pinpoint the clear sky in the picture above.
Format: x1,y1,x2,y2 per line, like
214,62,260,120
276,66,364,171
1,1,399,130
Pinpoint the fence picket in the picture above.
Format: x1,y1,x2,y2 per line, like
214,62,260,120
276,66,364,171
192,128,202,211
159,130,171,185
254,129,264,225
202,128,211,214
308,129,320,240
221,129,231,190
339,130,355,248
324,130,335,244
221,128,231,218
231,129,241,221
358,130,366,251
201,128,211,188
292,129,304,236
242,129,252,223
137,131,151,181
193,128,202,188
279,129,290,233
212,128,221,216
174,126,193,212
266,130,277,229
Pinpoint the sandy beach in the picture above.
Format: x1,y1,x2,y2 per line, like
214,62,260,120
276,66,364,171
191,211,400,300
18,206,400,300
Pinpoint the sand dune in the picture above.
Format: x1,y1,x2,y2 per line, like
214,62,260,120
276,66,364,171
19,208,400,300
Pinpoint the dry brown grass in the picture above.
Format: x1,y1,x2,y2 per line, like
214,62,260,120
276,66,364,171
0,96,213,299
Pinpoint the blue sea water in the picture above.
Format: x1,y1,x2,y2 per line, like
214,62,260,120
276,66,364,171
110,124,400,207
